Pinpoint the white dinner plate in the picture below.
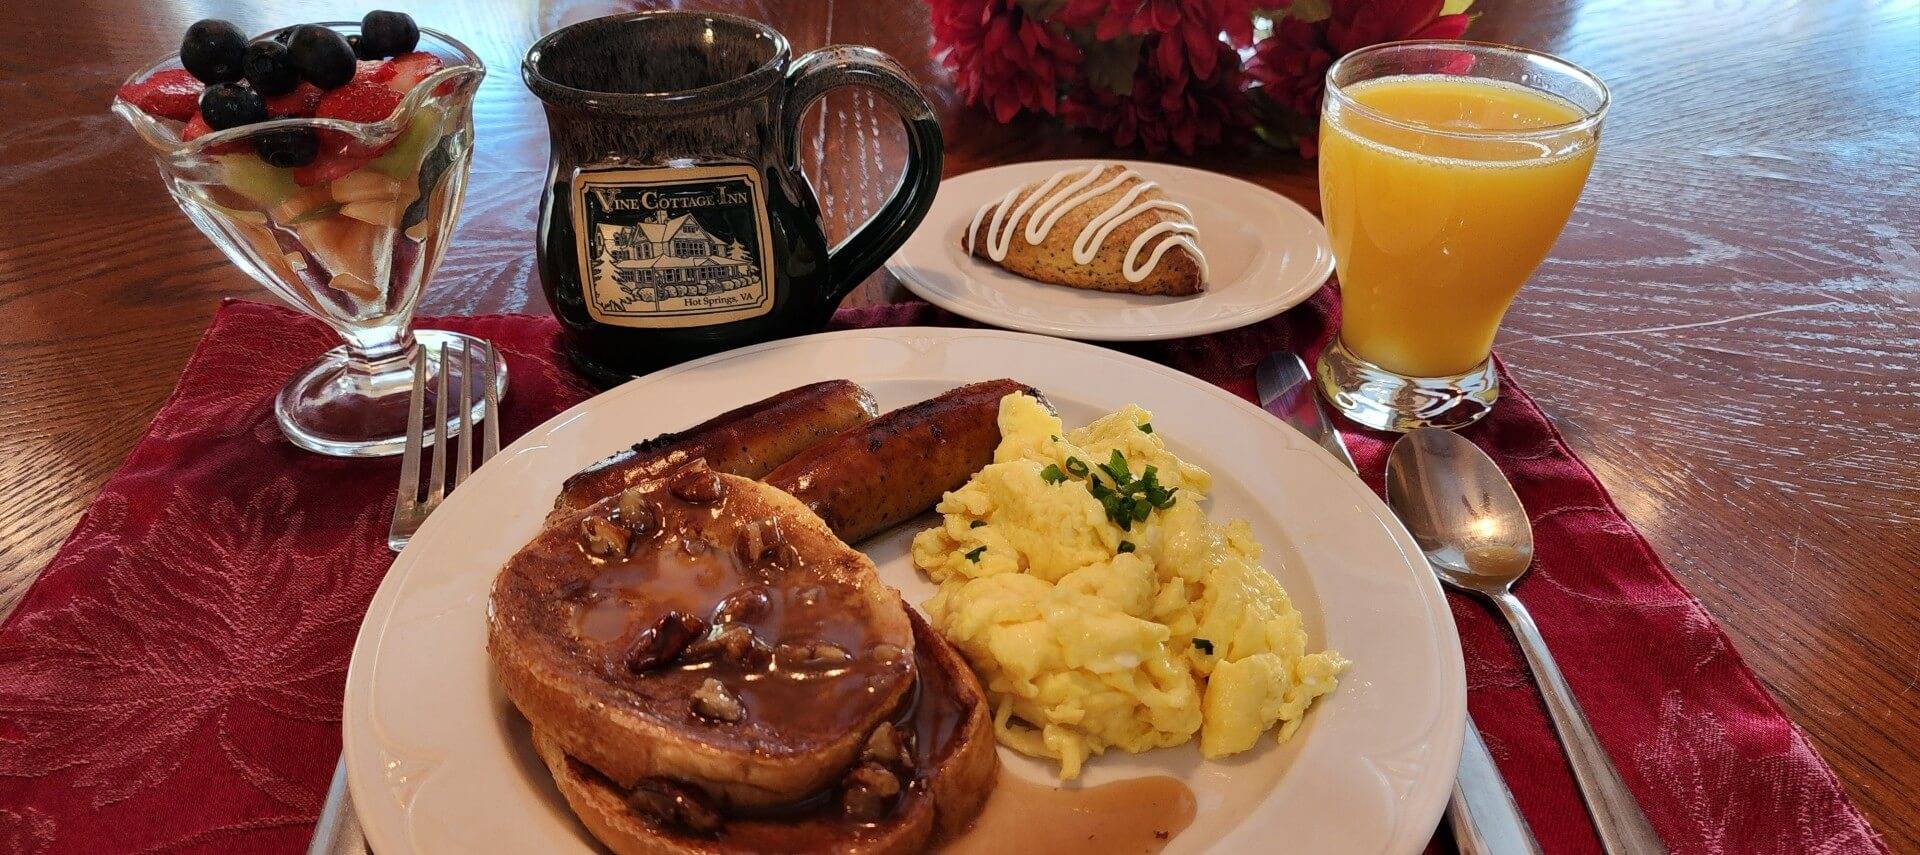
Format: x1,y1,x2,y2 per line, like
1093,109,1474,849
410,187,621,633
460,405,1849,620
343,327,1462,854
886,160,1335,341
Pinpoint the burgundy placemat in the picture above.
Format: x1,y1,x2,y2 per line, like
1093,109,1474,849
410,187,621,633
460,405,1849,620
0,296,1883,854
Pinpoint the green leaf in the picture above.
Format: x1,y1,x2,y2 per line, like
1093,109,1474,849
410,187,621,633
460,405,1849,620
1193,637,1215,655
1019,0,1069,17
1079,35,1143,96
1040,464,1066,485
970,520,986,529
1284,0,1331,23
1139,422,1153,434
1441,0,1476,15
1117,540,1136,554
965,546,987,563
1064,457,1090,478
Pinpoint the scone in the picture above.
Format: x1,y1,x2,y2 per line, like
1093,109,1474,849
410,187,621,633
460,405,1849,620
962,164,1207,296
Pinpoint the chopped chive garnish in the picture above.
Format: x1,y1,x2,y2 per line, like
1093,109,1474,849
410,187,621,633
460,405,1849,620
1117,541,1135,554
965,546,986,562
969,520,986,528
1139,422,1153,434
1032,446,1174,529
1193,637,1214,655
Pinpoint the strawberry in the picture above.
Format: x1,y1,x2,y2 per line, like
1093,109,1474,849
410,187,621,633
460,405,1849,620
316,81,403,124
293,150,371,187
314,82,404,157
264,82,324,118
371,51,444,94
353,59,383,85
181,112,244,154
118,69,203,121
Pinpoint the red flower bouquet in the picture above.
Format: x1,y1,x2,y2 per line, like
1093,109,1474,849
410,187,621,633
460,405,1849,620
928,0,1475,156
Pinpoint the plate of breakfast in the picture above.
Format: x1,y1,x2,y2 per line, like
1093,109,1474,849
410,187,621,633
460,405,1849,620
885,160,1335,341
342,327,1462,854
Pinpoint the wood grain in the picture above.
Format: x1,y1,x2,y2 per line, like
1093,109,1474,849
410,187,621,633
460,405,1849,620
0,0,1915,847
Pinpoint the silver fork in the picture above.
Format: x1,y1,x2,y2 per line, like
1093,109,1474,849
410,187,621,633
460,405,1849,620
388,338,501,551
310,339,500,855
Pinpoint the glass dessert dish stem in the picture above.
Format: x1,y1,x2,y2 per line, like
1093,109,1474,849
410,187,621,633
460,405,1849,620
275,329,504,459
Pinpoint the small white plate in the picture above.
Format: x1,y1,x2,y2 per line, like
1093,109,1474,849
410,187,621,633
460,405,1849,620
887,159,1335,341
343,328,1461,854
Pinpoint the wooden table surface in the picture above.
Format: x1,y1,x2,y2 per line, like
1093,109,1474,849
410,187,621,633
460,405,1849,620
2,0,1916,846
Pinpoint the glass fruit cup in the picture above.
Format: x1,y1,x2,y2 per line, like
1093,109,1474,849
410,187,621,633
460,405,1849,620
1315,41,1608,432
112,24,500,457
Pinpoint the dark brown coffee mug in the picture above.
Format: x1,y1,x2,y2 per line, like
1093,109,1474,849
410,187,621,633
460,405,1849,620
525,12,943,384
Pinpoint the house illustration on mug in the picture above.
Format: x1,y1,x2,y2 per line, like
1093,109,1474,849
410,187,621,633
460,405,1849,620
590,209,761,309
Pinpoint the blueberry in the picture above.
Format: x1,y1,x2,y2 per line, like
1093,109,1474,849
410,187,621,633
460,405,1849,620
180,19,247,84
243,41,300,96
254,128,319,167
273,28,294,45
199,82,267,130
359,11,420,59
286,25,356,89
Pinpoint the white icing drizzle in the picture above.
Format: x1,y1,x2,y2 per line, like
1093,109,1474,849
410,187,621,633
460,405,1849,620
965,165,1206,284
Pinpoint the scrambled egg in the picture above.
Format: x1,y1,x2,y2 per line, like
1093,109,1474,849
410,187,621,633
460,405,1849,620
912,393,1348,778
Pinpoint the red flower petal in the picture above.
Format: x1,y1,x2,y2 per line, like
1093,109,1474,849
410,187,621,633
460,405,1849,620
1416,13,1473,41
1185,23,1217,80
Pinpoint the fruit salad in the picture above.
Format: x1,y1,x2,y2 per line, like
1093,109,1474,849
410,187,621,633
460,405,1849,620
114,11,478,320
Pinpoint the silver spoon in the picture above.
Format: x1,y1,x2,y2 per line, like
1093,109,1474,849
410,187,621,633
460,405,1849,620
1387,428,1666,855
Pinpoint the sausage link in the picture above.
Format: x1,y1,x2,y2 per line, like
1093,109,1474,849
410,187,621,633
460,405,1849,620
765,379,1044,544
554,380,878,517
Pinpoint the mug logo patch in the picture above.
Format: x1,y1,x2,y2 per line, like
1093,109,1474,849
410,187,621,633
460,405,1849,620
570,165,776,328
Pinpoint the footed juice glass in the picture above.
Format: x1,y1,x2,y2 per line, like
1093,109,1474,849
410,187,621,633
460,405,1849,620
112,24,501,457
1315,41,1608,431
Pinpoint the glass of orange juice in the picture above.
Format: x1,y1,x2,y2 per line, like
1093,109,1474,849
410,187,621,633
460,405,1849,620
1315,41,1609,431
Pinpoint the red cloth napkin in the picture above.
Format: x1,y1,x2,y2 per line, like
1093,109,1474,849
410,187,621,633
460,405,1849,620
0,297,1881,854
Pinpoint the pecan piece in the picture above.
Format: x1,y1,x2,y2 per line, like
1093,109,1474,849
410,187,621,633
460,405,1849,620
733,518,785,565
691,677,745,723
861,723,914,769
615,487,659,536
579,514,631,558
712,585,773,625
625,611,708,673
683,624,771,667
776,640,851,668
626,778,723,835
668,463,726,504
840,762,901,821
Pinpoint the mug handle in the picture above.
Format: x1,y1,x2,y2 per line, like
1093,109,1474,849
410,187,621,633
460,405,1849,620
781,46,944,306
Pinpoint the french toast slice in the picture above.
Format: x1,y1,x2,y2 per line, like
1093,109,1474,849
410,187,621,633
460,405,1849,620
962,164,1206,296
529,610,998,854
490,461,916,807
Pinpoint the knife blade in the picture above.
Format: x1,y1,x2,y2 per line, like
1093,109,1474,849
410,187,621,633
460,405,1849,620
1255,350,1541,855
1255,352,1358,472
